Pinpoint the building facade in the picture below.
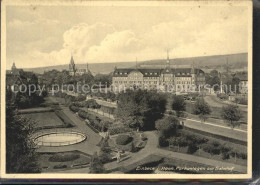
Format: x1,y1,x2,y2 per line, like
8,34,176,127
69,56,92,76
112,59,205,92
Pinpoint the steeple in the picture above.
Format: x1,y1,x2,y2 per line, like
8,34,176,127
191,61,195,74
86,62,91,74
166,49,170,65
11,62,16,70
70,55,75,65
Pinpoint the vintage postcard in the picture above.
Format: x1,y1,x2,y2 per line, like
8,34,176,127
1,0,252,180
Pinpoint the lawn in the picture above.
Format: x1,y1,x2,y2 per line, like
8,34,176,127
37,151,91,172
185,101,247,124
25,112,64,128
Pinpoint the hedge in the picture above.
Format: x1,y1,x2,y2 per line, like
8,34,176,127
108,125,133,135
116,135,133,145
78,109,112,132
69,105,79,113
217,93,229,100
85,99,101,109
49,153,80,162
162,130,247,160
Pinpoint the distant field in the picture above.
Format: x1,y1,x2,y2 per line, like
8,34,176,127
25,112,64,128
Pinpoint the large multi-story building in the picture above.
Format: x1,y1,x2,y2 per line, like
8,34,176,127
112,55,206,92
69,56,92,76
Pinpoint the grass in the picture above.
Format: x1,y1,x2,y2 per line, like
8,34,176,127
185,101,247,124
25,112,64,128
37,151,92,172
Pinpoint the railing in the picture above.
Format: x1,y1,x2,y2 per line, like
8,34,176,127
33,130,87,147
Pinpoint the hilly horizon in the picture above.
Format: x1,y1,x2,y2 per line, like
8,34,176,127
22,53,248,75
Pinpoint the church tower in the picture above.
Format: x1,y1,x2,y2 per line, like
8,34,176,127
11,62,16,71
69,55,76,76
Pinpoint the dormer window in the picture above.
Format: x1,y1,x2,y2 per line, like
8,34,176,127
182,73,185,75
115,72,118,75
178,73,180,75
187,73,190,75
120,72,122,75
125,72,127,74
145,73,148,75
155,73,157,75
150,73,152,75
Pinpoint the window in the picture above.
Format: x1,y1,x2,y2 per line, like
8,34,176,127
150,72,152,75
120,72,122,75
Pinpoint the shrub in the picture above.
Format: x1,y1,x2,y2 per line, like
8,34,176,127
49,153,80,162
222,152,230,160
74,101,86,107
155,116,180,138
217,93,229,100
158,136,169,147
108,125,133,135
187,144,198,154
69,105,79,113
85,99,101,109
53,164,67,169
78,110,88,119
75,95,86,102
238,152,247,159
116,135,133,145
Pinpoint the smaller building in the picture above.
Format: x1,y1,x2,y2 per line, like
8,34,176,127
6,62,23,75
235,72,248,94
69,56,92,76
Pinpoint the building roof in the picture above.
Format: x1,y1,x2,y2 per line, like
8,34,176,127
113,67,204,77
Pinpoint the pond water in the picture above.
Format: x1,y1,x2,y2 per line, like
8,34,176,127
34,132,86,147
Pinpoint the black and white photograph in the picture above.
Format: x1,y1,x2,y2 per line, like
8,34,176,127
1,0,252,179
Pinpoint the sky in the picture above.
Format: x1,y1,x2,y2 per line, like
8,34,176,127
6,4,249,69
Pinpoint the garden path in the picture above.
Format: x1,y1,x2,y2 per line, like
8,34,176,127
104,131,247,174
36,106,102,156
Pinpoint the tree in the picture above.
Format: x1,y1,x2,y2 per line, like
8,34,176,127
155,115,180,138
210,70,219,77
116,89,166,130
6,89,40,173
193,98,212,122
89,152,104,173
171,95,186,118
99,138,112,164
221,104,241,128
